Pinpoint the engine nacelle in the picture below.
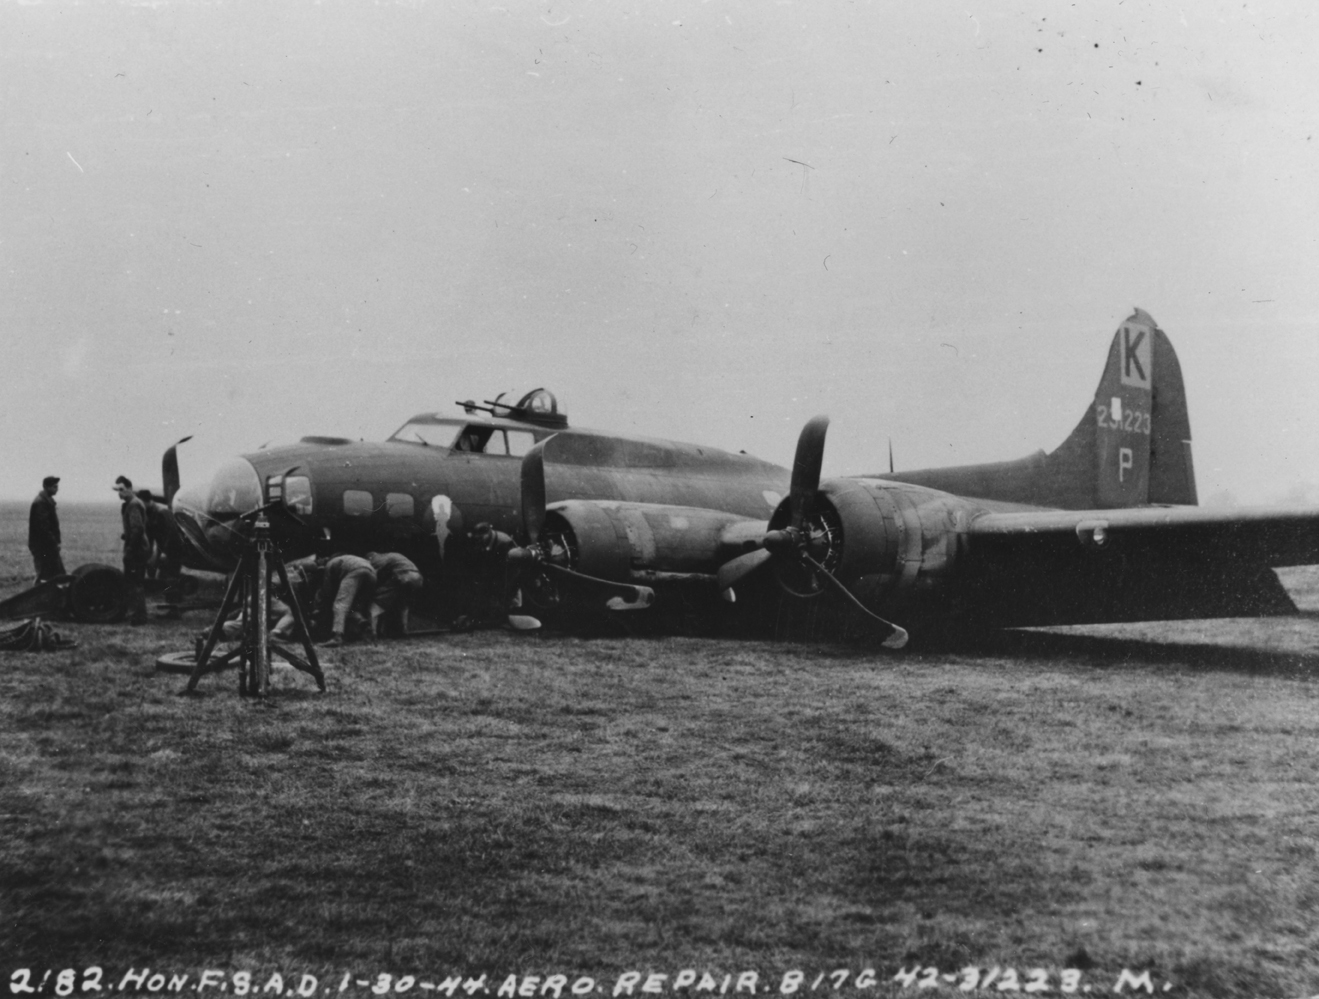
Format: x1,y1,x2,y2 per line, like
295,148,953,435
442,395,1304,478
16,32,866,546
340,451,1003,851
769,478,971,615
544,500,765,582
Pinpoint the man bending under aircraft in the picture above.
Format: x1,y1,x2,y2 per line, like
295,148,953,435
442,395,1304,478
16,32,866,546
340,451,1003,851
366,551,424,637
315,553,377,647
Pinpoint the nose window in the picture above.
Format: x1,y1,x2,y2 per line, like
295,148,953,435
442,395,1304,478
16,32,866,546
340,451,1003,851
206,458,262,516
285,476,312,516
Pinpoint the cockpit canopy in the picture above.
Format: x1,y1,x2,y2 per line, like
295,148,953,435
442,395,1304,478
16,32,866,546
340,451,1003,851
388,388,568,454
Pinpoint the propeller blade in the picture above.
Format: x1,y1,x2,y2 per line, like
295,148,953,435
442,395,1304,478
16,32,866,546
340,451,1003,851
520,440,549,544
789,415,829,530
162,435,194,506
716,547,773,591
800,553,908,649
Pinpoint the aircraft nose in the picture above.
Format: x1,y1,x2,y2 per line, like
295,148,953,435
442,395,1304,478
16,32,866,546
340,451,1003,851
172,456,263,569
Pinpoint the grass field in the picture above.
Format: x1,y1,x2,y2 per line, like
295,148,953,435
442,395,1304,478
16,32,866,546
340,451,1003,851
3,502,1319,998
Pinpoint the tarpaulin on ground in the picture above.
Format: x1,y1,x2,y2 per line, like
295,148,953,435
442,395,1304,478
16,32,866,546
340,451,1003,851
0,617,78,652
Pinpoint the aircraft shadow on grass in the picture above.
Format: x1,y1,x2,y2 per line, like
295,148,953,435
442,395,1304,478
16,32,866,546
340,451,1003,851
939,627,1319,678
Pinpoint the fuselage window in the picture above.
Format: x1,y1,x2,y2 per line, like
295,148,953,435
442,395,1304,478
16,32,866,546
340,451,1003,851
343,489,375,517
386,493,414,519
285,476,313,516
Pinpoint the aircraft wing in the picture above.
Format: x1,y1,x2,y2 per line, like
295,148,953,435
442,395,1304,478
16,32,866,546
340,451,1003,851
970,503,1319,565
958,504,1319,627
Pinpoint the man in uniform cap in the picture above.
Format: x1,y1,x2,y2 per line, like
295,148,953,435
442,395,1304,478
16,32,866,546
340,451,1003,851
115,475,150,625
28,476,65,583
455,522,514,629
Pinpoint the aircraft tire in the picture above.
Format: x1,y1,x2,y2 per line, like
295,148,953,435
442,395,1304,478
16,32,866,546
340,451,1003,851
155,651,199,674
68,563,128,624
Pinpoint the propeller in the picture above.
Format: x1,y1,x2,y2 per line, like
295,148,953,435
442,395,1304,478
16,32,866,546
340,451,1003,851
502,440,655,623
789,414,829,530
521,441,547,546
716,415,908,649
162,435,194,506
715,415,830,591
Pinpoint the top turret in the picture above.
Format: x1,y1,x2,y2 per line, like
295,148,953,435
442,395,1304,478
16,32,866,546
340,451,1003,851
457,388,568,429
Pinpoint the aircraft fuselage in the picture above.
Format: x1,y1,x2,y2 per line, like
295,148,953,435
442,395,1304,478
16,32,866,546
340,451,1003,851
172,411,791,584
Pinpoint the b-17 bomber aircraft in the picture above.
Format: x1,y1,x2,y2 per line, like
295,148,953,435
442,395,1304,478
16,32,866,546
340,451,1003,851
170,309,1319,647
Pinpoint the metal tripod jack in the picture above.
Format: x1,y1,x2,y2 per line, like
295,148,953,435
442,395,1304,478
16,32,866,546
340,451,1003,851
185,507,325,696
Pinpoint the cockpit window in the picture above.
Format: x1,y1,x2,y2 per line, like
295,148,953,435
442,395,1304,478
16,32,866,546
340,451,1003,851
504,430,537,457
454,426,495,453
388,419,538,456
390,422,463,448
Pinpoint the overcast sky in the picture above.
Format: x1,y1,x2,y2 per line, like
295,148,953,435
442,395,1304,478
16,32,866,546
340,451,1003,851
3,0,1317,505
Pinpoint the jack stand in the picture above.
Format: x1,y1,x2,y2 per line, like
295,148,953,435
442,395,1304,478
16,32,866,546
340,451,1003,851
185,510,325,696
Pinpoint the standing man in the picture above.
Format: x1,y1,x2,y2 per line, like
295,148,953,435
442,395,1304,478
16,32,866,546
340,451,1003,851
115,475,150,625
458,522,514,628
28,476,65,583
138,489,184,614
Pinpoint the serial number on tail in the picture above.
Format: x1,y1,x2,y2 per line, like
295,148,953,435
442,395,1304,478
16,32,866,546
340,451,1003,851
1096,401,1151,435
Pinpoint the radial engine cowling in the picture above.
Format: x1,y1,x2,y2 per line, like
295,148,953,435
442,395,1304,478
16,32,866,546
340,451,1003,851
769,478,969,614
543,500,764,582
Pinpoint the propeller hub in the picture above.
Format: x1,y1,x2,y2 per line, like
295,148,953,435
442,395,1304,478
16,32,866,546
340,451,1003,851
506,546,541,567
762,528,799,556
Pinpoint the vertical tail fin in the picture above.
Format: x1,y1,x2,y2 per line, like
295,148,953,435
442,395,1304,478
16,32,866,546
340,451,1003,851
1048,308,1196,508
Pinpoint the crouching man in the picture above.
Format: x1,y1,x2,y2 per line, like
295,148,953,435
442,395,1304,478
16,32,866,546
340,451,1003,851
366,551,424,636
271,557,322,642
315,553,376,647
